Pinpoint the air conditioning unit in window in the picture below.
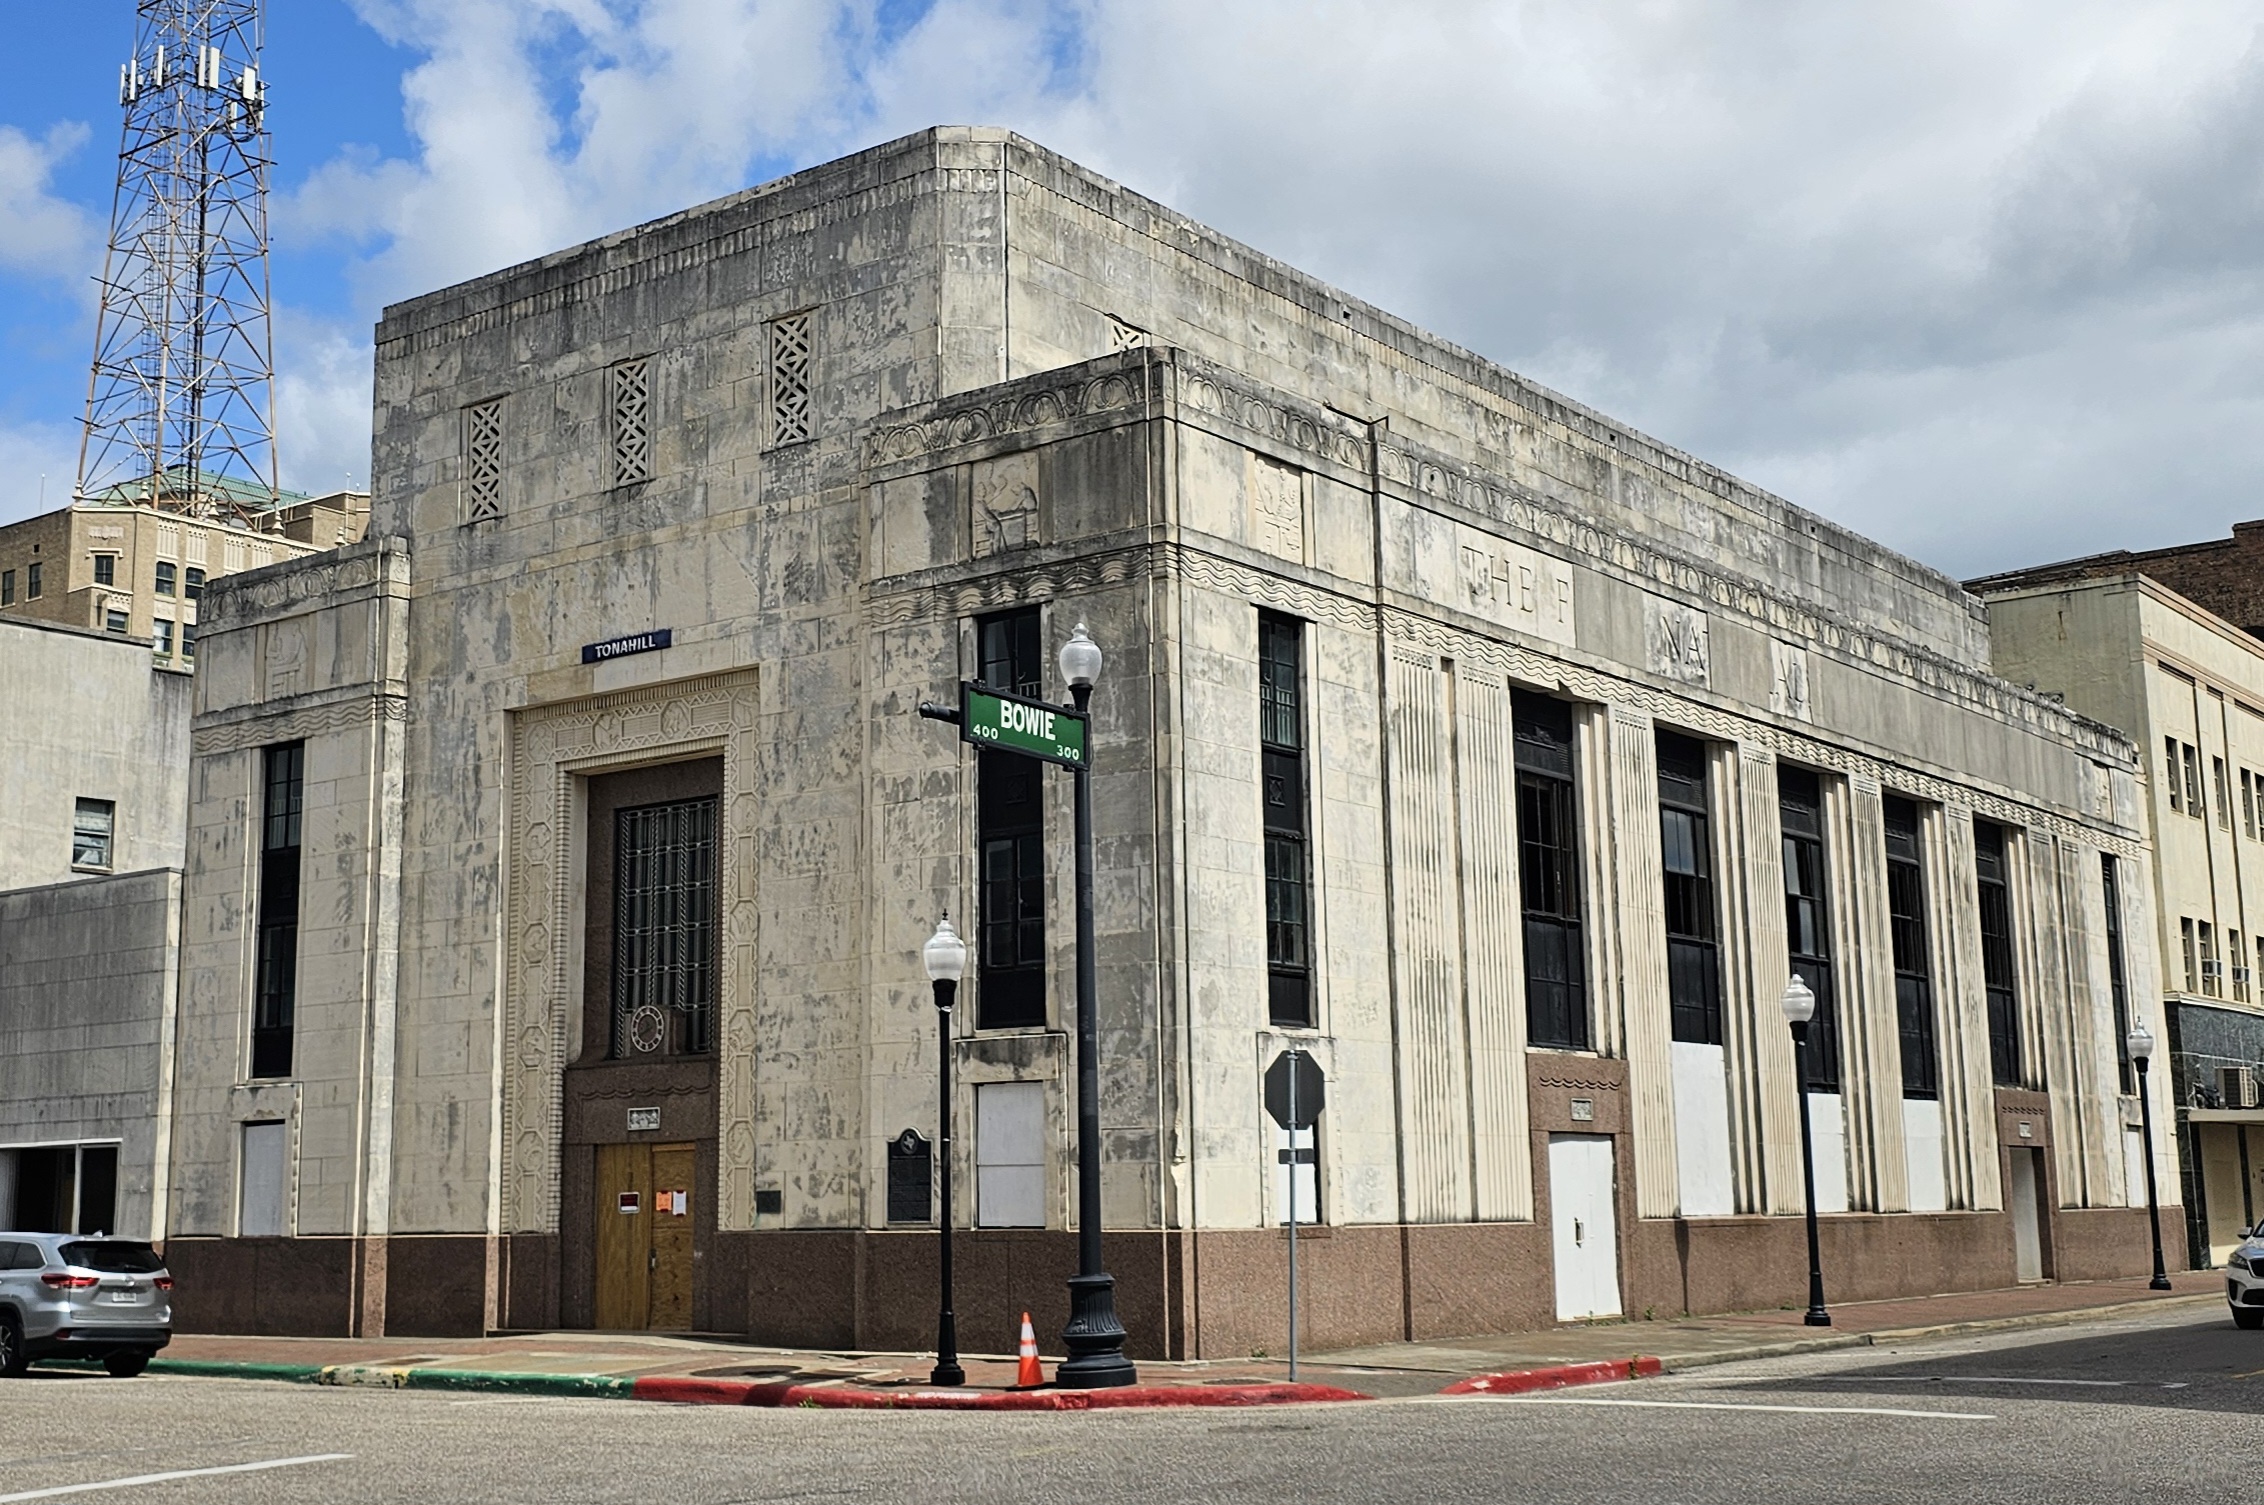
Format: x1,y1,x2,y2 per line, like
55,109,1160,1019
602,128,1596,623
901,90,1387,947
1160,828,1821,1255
2203,958,2225,982
2237,966,2254,988
2219,1066,2260,1110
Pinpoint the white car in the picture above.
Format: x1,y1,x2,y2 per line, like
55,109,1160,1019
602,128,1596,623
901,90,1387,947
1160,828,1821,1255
0,1233,173,1377
2227,1232,2264,1329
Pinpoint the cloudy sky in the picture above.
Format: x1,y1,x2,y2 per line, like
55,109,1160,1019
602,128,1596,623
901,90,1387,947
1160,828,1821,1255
4,1,2262,578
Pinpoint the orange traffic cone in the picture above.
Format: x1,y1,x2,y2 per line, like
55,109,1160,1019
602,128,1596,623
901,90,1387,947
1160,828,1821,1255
1015,1311,1045,1388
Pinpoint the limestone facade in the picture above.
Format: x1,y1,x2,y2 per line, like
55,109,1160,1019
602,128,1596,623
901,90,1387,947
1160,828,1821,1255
1981,571,2264,1268
164,128,2173,1348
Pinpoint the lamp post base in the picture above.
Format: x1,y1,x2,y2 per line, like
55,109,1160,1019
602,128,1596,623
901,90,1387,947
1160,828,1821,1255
2150,1275,2173,1291
1056,1272,1137,1388
930,1359,966,1386
1803,1307,1832,1327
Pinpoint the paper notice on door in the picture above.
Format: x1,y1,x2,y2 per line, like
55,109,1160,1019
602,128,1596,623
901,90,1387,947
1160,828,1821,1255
665,1191,688,1215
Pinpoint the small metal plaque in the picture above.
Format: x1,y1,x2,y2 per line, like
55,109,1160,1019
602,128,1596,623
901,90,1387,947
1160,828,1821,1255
581,628,672,665
618,1192,640,1215
887,1129,933,1224
1570,1097,1596,1122
2017,1120,2034,1140
627,1106,661,1132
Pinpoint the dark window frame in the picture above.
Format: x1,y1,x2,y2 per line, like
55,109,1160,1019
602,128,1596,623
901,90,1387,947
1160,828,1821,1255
25,561,40,598
1780,766,1840,1092
154,560,176,597
92,553,115,587
975,608,1048,1030
251,743,304,1080
1260,613,1313,1028
1516,693,1588,1051
608,796,718,1058
71,797,115,869
1884,796,1938,1100
1657,731,1721,1046
1974,820,2024,1086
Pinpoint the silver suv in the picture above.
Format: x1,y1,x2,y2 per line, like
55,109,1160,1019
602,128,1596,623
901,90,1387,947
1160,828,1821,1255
0,1234,173,1377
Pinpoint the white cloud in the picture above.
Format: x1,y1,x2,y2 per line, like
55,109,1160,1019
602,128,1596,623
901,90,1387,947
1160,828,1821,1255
0,122,97,284
287,0,2264,575
273,308,376,497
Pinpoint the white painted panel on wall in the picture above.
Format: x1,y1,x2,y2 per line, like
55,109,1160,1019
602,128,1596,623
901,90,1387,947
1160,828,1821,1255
239,1120,286,1237
1272,1124,1318,1225
2124,1127,2147,1210
1806,1092,1850,1215
976,1082,1046,1228
1903,1098,1948,1213
1548,1134,1621,1320
1670,1042,1735,1217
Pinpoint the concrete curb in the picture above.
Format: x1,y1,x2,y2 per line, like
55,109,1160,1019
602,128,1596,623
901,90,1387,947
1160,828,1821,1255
77,1357,1362,1409
1653,1292,2222,1374
1439,1357,1663,1395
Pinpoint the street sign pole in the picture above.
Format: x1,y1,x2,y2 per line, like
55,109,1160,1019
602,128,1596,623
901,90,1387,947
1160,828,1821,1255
1287,1048,1299,1383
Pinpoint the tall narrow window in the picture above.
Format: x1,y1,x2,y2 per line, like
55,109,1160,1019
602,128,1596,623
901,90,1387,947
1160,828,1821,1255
2182,916,2199,993
610,358,651,485
251,743,304,1080
1884,797,1937,1099
769,313,813,447
92,553,115,586
1780,767,1839,1091
1657,731,1720,1046
2103,856,2133,1094
2235,931,2251,1005
463,397,505,522
1974,820,2022,1086
71,798,115,869
976,608,1047,1029
154,619,173,657
1260,614,1311,1028
25,562,40,598
1,568,14,605
2201,920,2221,998
610,797,717,1057
183,566,204,600
2216,757,2233,830
2185,743,2206,819
2245,769,2259,839
1516,693,1587,1050
154,560,175,597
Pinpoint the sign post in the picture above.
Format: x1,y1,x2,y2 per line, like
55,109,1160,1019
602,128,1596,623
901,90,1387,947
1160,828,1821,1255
1263,1047,1325,1382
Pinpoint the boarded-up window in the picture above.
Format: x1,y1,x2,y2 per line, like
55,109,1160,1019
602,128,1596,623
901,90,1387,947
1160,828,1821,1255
240,1121,286,1236
975,1082,1045,1227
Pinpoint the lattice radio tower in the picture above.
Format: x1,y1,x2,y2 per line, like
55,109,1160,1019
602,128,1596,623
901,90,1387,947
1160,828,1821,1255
77,0,275,517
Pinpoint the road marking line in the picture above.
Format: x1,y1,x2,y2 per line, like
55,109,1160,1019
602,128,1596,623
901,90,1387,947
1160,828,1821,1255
1806,1375,2132,1388
0,1454,353,1502
1444,1396,1994,1420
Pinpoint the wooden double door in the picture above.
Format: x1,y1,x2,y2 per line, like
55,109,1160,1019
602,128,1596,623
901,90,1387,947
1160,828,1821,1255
595,1142,696,1330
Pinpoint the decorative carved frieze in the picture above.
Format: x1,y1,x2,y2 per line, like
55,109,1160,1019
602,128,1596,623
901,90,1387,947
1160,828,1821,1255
191,694,407,755
865,364,1152,467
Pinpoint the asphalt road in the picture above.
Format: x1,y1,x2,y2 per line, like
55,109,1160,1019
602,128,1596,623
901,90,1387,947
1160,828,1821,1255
3,1304,2260,1504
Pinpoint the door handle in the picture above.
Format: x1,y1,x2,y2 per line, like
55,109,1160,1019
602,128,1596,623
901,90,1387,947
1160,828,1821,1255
1574,1218,1585,1246
648,1249,657,1271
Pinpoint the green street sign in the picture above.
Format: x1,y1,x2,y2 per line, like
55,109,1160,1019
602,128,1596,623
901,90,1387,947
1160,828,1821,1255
959,681,1087,769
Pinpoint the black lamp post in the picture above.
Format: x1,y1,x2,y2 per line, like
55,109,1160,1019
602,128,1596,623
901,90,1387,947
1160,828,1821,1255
2128,1021,2172,1291
1782,973,1832,1327
1054,623,1136,1388
924,916,968,1386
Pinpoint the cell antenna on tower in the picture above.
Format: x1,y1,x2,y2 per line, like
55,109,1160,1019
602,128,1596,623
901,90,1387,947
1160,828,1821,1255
77,0,275,519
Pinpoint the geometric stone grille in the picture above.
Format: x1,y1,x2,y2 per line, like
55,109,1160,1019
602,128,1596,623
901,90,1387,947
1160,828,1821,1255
609,358,650,486
768,313,812,447
463,398,505,522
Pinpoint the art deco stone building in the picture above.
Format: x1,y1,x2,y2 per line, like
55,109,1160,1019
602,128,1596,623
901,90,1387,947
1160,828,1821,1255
164,129,2175,1348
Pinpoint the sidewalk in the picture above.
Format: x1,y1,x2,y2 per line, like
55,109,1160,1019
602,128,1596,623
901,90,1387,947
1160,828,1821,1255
100,1269,2223,1407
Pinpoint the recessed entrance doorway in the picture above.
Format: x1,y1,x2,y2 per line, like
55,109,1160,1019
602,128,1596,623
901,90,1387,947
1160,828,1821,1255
596,1141,696,1330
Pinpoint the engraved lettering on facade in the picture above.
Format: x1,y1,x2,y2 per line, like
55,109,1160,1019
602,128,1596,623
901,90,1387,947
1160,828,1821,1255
1645,596,1711,687
1771,640,1813,722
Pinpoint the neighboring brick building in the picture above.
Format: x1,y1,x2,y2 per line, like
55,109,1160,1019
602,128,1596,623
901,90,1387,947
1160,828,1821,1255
1968,521,2264,644
0,483,367,666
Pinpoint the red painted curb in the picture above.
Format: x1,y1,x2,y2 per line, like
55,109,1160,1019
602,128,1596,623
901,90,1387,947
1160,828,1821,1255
630,1376,1368,1409
1438,1356,1663,1396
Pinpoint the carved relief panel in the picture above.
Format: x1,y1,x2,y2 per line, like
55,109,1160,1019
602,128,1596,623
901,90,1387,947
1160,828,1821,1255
1248,452,1307,565
970,451,1042,559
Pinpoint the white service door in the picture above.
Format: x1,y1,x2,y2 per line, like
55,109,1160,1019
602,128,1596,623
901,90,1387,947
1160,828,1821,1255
975,1082,1047,1228
1549,1133,1621,1321
2009,1148,2043,1282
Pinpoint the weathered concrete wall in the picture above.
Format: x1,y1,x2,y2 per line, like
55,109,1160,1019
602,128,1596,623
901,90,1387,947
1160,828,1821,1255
0,867,181,1240
0,617,190,890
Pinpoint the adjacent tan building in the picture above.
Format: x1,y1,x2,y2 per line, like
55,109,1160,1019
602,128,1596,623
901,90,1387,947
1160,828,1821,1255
162,129,2174,1348
1978,566,2264,1266
0,485,367,666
